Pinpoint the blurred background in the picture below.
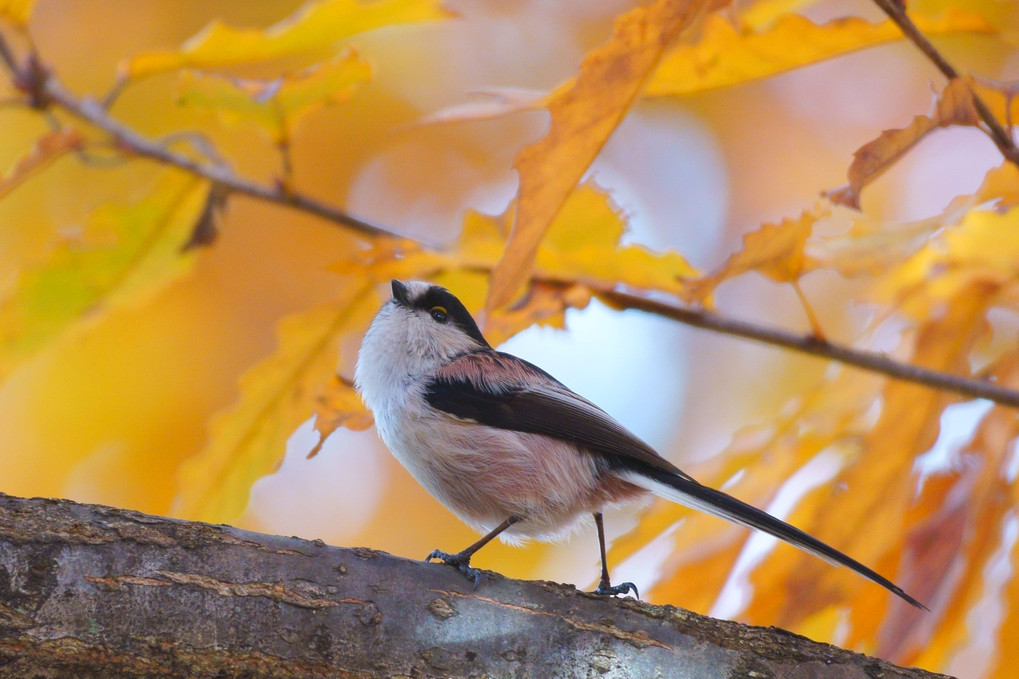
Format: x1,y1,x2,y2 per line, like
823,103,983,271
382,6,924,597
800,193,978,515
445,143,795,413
1,1,1017,671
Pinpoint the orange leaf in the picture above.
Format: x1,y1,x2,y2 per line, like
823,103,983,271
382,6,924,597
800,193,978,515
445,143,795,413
615,366,887,610
308,375,373,459
337,182,696,316
891,362,1018,667
829,78,980,209
744,288,995,638
691,204,828,302
0,129,83,201
486,0,703,310
173,284,380,522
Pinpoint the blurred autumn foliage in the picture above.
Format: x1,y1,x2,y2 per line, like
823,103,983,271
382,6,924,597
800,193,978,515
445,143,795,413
2,0,1019,675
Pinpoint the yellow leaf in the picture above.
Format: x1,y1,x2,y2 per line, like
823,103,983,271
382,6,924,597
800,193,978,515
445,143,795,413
809,210,948,279
974,161,1019,210
691,204,828,302
0,170,211,380
811,161,1019,279
0,129,83,201
176,50,372,143
121,0,451,79
173,284,380,522
898,357,1019,666
342,183,697,308
739,0,814,30
485,281,593,348
873,208,1019,320
487,0,702,311
645,10,994,97
0,0,35,26
616,366,886,611
744,290,994,637
830,78,980,209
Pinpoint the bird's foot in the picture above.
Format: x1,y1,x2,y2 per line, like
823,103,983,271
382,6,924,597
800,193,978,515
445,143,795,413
592,580,640,599
425,549,484,589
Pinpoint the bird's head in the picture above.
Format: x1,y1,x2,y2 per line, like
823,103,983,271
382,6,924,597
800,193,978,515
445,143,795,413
356,280,490,394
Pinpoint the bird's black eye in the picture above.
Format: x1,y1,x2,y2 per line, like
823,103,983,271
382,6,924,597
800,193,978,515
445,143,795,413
430,306,448,323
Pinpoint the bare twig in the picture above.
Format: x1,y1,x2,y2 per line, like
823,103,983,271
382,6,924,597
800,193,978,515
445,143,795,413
0,27,400,241
2,29,1018,413
599,289,1019,408
43,77,398,239
0,29,17,73
871,0,1019,167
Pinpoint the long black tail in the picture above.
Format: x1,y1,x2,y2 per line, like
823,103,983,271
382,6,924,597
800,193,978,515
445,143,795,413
620,465,927,610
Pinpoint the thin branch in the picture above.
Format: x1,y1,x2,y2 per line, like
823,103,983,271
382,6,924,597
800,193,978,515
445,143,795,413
0,35,399,241
45,80,397,239
871,0,1019,167
0,29,17,73
2,30,1018,413
599,289,1019,408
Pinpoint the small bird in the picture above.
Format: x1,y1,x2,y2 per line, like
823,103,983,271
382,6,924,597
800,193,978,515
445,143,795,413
354,279,925,608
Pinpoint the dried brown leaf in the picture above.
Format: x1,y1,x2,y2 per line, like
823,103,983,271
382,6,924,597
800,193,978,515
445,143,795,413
830,78,980,209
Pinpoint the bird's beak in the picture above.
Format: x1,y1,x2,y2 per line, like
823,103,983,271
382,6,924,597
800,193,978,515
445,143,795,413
391,279,411,307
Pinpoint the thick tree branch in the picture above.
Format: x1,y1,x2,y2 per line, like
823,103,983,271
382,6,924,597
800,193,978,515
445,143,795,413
871,0,1019,167
1,29,1017,413
0,493,951,678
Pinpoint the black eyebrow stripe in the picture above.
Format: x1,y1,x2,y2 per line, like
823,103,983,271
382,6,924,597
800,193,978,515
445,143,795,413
414,286,490,348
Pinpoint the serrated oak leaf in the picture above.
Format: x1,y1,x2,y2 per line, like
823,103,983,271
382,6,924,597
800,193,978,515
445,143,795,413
645,10,994,97
174,286,380,522
691,205,828,303
175,50,371,143
340,183,696,306
830,78,979,209
486,0,701,311
121,0,451,79
308,375,373,459
811,162,1019,278
872,208,1019,320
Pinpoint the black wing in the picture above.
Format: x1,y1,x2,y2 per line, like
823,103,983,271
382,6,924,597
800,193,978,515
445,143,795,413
423,349,696,482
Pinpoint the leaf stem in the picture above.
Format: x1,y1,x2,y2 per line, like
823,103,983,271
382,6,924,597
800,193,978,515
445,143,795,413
871,0,1019,167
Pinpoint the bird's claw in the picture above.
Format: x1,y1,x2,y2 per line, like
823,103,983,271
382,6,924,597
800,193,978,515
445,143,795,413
593,581,640,599
425,549,484,589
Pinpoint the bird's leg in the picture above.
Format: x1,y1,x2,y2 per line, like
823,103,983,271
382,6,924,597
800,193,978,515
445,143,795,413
426,516,520,589
591,512,639,598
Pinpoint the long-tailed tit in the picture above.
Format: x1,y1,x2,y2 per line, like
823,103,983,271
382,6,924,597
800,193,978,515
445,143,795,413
354,279,925,608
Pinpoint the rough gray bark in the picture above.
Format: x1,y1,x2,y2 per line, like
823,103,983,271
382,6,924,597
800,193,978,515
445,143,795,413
0,493,949,679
